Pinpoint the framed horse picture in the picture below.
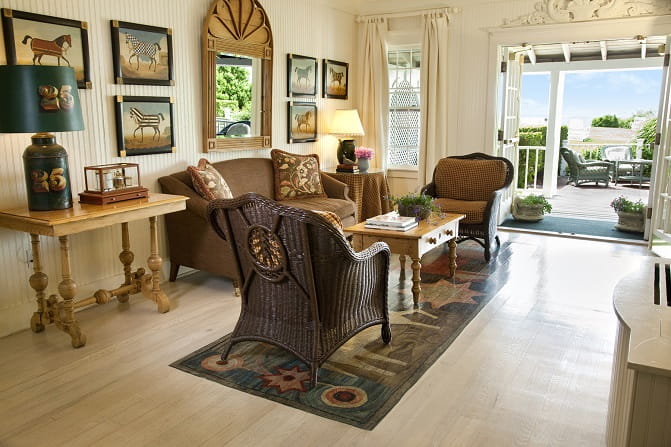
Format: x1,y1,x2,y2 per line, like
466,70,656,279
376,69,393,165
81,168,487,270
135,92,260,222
110,21,174,86
1,8,92,89
287,102,317,144
287,54,317,97
322,59,348,99
114,96,175,156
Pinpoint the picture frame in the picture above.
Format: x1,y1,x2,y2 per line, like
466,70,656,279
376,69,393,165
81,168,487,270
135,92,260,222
287,53,317,97
114,96,175,156
1,8,92,89
287,102,317,143
110,20,174,86
322,59,348,99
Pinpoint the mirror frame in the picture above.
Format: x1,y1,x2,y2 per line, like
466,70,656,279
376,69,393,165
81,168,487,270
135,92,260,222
202,0,273,152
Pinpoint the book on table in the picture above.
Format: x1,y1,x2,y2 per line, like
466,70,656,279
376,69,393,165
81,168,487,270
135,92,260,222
366,211,417,228
364,221,418,231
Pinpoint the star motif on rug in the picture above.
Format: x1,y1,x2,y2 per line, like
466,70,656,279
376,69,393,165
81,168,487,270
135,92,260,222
259,366,311,393
421,279,480,310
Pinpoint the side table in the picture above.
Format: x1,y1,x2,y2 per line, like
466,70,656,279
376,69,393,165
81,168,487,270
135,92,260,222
0,193,187,348
323,168,391,222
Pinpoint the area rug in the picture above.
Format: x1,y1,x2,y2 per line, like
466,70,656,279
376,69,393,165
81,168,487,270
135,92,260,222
171,241,504,430
500,215,644,241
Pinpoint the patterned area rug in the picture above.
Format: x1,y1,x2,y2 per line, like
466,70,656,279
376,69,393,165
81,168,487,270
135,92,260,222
171,241,506,430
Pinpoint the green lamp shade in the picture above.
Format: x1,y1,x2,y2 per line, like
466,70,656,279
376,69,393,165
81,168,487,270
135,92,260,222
0,65,84,133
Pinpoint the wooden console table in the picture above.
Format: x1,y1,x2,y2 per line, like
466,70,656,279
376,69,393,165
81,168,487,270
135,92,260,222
0,193,187,348
345,213,464,306
324,169,392,222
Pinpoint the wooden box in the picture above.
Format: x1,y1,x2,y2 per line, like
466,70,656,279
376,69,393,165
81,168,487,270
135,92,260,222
79,163,148,205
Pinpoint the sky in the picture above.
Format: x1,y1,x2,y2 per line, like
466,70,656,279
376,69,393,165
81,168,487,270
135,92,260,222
520,68,663,126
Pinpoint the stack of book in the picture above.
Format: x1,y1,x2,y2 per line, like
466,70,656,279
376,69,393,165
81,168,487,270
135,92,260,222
365,212,418,231
336,163,359,173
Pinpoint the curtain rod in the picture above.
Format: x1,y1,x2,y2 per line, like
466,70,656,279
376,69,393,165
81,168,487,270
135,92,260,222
356,6,461,22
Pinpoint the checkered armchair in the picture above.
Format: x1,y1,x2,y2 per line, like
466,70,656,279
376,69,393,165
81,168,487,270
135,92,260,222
207,193,391,387
421,153,514,261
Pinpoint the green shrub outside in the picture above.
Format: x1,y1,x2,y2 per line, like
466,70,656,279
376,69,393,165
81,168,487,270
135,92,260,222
517,126,568,188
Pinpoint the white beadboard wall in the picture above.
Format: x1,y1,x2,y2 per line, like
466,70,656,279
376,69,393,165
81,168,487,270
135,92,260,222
0,0,356,337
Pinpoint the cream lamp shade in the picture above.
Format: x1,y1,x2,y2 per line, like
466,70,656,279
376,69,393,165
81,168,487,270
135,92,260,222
329,109,364,136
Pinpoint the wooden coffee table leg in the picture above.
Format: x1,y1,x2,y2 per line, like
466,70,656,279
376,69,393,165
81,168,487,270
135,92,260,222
411,257,421,306
28,233,48,332
448,238,457,278
399,254,406,281
117,222,133,303
146,216,170,313
57,235,86,348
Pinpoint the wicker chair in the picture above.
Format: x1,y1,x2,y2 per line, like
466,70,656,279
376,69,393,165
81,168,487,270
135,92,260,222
560,147,612,186
207,193,392,387
421,153,514,262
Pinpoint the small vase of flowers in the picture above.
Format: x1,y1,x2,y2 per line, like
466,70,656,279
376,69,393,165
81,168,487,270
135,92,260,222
355,147,374,173
389,193,440,221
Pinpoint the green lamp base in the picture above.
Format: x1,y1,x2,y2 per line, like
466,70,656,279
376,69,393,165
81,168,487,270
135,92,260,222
23,133,73,211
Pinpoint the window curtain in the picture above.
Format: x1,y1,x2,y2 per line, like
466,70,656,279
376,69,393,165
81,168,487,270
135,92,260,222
418,11,449,187
357,17,389,170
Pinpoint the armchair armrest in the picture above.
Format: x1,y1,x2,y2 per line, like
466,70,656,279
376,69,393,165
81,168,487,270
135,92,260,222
320,172,351,200
578,160,612,168
158,175,209,218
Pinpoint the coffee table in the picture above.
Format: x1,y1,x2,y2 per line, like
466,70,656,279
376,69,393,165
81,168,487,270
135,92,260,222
345,213,464,306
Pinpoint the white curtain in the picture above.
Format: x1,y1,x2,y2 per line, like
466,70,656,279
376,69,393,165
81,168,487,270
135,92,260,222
418,11,449,187
357,17,389,170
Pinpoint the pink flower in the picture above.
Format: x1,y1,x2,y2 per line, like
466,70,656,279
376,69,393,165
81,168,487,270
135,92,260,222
354,146,374,159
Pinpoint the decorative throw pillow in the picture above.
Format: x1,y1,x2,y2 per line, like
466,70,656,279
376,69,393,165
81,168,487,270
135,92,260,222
312,210,344,234
270,149,327,201
187,158,233,201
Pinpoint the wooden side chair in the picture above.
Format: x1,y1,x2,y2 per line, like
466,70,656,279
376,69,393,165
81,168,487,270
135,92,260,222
207,193,392,387
422,152,514,261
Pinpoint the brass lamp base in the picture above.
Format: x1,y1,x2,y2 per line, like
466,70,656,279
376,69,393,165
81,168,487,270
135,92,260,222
23,132,73,211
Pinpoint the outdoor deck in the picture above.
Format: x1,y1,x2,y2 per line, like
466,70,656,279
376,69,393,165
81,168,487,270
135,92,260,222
545,178,649,221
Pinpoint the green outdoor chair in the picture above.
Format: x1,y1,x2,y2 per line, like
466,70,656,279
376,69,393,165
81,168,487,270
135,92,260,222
560,147,612,187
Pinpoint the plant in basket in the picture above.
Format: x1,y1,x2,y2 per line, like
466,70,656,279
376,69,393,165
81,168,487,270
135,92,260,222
388,193,440,221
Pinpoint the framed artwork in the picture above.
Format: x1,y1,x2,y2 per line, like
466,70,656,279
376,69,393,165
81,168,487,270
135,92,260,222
287,102,317,143
322,59,348,99
287,53,317,97
111,20,174,86
1,8,92,89
114,96,175,156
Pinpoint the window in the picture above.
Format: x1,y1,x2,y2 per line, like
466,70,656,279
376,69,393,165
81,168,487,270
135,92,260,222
387,48,421,168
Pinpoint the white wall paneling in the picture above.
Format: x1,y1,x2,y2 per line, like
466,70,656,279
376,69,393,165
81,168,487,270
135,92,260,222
0,0,356,337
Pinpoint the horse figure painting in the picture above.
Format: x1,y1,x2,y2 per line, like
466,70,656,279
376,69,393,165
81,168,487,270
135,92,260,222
22,35,72,67
329,67,344,87
129,107,164,143
294,110,313,134
125,33,161,71
294,65,312,88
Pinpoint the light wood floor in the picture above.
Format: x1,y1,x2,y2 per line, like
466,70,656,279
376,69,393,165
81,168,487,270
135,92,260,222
0,233,650,446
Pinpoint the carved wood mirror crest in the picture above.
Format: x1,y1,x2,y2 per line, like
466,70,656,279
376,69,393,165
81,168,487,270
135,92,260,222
202,0,273,152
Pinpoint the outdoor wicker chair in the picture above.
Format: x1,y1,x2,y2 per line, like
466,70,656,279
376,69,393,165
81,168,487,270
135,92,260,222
207,192,392,387
602,145,634,184
421,152,514,262
560,147,612,186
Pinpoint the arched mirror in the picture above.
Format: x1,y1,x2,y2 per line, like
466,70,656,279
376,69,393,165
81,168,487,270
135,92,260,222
202,0,273,152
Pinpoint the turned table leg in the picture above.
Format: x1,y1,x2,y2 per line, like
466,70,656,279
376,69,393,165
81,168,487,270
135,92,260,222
411,257,421,306
57,235,86,348
399,254,406,282
117,222,134,303
448,238,457,278
146,216,170,313
28,233,49,332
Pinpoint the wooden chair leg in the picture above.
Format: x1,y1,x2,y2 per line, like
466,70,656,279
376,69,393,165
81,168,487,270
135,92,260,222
169,263,179,282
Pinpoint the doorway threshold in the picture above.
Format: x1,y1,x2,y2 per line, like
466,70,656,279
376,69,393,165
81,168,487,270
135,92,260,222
499,215,646,245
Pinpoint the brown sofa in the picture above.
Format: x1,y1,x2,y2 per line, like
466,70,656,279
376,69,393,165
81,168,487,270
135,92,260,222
157,157,356,283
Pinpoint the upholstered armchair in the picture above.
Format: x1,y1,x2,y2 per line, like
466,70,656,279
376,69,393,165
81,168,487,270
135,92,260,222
207,193,392,387
560,147,612,186
421,153,514,262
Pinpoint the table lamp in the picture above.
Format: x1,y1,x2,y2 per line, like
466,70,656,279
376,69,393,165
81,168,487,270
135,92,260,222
0,66,84,211
329,109,364,164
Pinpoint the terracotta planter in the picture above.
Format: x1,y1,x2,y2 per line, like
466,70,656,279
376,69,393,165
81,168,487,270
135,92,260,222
512,198,546,222
614,211,644,233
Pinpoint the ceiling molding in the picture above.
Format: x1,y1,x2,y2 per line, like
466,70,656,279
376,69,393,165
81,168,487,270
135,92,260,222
502,0,671,27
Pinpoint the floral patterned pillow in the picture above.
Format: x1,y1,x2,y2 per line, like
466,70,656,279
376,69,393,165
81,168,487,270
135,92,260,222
187,158,233,201
270,149,327,200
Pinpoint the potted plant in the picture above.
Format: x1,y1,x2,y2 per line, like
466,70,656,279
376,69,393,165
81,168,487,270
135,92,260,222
354,146,374,173
610,195,645,233
388,193,440,221
512,194,552,222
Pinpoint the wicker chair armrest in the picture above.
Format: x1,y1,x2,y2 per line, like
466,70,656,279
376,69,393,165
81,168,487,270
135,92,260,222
320,173,351,201
577,161,612,168
421,182,437,197
354,241,391,261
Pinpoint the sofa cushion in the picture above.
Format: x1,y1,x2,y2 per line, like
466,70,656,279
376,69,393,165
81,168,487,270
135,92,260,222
434,158,507,201
434,198,487,225
187,158,233,201
270,149,327,200
285,197,354,221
